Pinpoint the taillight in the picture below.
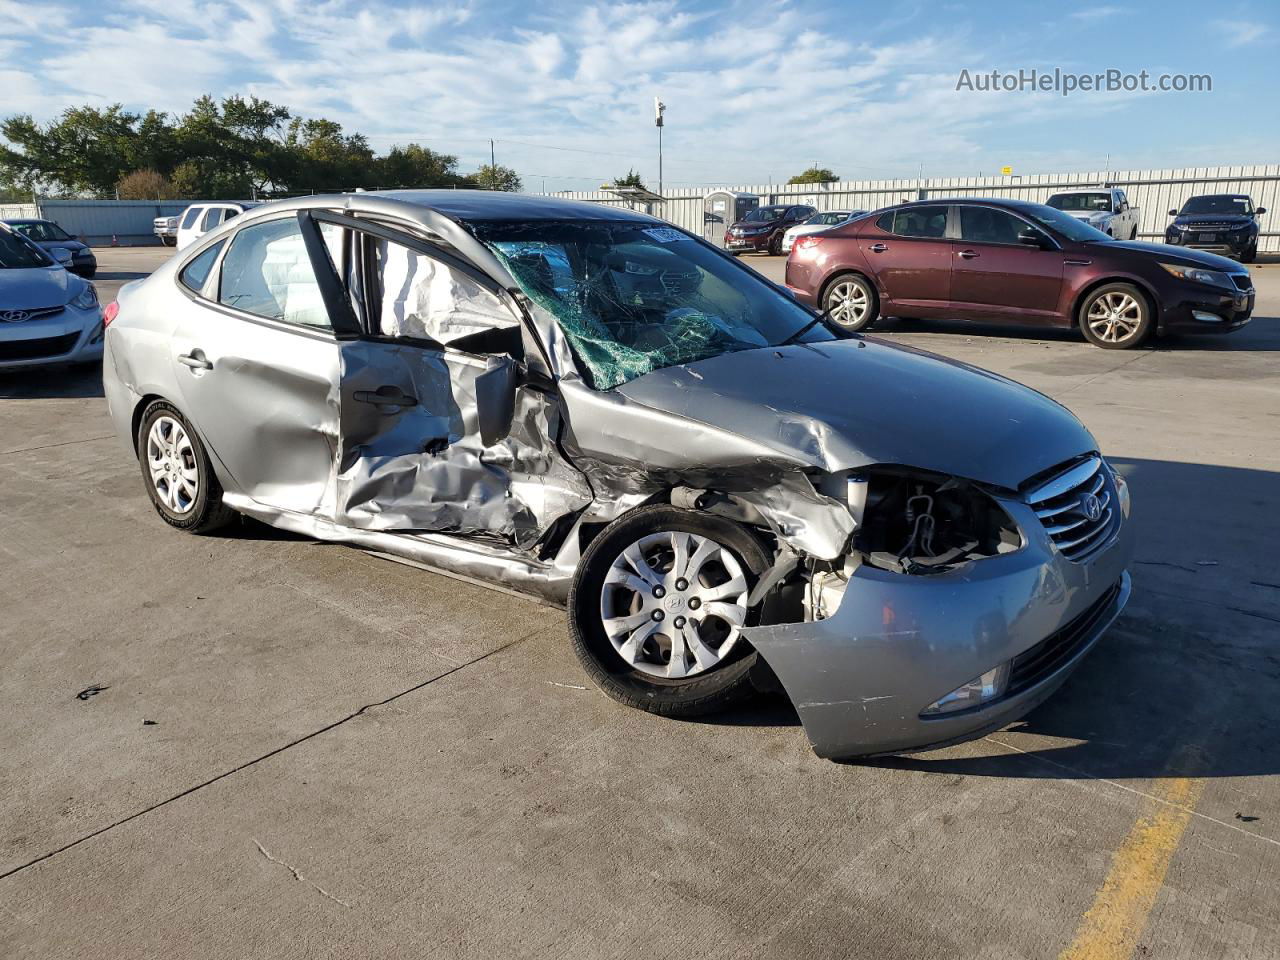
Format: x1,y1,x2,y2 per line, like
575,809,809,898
795,235,824,253
102,301,119,328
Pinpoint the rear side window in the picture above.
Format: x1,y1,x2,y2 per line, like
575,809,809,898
958,207,1026,245
180,207,202,229
179,240,225,293
201,208,224,231
218,218,331,329
889,206,948,238
223,207,240,222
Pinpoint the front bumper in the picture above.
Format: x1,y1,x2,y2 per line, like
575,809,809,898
0,304,104,369
743,497,1134,759
1160,282,1254,334
725,232,771,252
1164,232,1255,258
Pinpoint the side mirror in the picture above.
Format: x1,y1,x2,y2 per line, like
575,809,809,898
475,353,517,447
52,247,73,266
1017,228,1047,248
1257,207,1267,215
1168,209,1178,217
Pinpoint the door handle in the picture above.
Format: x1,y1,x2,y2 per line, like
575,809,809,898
869,243,888,253
354,386,418,408
957,249,980,259
177,352,213,370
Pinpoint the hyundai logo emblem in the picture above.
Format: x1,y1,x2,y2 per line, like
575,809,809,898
1,309,31,323
1079,493,1103,522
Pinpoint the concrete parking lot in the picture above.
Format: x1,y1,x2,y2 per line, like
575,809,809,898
3,246,1279,959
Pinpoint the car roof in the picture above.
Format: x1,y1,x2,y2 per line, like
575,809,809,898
1186,193,1250,200
893,197,1048,211
365,189,659,223
1,218,53,225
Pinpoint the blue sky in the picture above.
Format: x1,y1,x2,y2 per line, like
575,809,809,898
1,0,1276,192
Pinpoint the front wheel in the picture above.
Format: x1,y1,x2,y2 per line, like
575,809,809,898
569,506,768,717
823,273,879,332
1079,283,1153,349
767,232,782,256
1242,244,1257,264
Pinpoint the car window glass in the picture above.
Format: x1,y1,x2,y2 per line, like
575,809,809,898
0,228,52,267
180,207,202,229
876,211,895,232
892,206,948,238
201,208,223,231
218,218,331,329
958,207,1027,245
179,240,225,293
369,236,516,345
223,208,240,222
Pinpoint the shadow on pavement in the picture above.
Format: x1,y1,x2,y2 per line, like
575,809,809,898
0,364,104,399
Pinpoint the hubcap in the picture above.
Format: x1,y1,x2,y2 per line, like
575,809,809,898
1087,291,1142,343
600,531,749,679
826,280,870,327
146,416,199,514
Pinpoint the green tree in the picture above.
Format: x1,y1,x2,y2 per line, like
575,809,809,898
612,168,646,189
787,166,838,184
375,144,464,188
469,163,523,192
0,105,146,196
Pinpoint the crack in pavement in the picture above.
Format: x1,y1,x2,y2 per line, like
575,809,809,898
0,631,538,884
0,434,115,457
253,838,352,908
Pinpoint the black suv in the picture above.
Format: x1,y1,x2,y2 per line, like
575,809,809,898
725,204,816,255
1165,194,1266,262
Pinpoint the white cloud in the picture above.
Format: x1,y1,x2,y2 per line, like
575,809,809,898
1070,6,1122,21
1212,20,1271,47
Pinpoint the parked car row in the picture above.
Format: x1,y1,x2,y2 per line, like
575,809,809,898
784,196,1255,349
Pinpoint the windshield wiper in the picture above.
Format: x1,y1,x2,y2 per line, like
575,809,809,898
779,313,828,346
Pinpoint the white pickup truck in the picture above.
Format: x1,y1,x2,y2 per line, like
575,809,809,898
153,215,179,246
1044,187,1139,240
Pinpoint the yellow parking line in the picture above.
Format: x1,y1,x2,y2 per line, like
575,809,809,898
1058,771,1207,960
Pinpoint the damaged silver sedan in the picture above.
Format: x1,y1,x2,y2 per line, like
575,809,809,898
102,191,1133,759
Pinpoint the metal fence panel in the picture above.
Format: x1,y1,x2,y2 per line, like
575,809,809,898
30,199,192,244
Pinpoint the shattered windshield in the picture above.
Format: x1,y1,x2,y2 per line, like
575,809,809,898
478,220,830,390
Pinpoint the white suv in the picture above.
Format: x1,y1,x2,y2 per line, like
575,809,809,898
175,202,260,250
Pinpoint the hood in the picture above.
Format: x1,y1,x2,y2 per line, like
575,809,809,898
1172,213,1254,226
1098,239,1245,271
1064,210,1109,221
616,338,1095,491
0,264,78,310
33,238,88,253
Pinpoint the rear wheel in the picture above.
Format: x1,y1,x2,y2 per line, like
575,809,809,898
823,273,879,332
136,401,235,533
569,506,768,717
1079,283,1153,349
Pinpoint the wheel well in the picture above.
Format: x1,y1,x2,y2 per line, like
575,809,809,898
819,270,878,310
130,393,165,454
1070,278,1158,329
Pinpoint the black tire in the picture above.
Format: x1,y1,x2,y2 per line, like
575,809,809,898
162,236,177,247
767,232,782,256
136,400,236,533
822,272,879,333
568,505,769,718
1242,244,1256,264
1078,282,1154,349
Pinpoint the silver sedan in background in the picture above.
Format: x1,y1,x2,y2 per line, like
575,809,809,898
100,191,1132,760
780,209,866,253
0,224,103,369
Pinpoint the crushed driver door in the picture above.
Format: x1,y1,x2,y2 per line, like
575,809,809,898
309,212,591,550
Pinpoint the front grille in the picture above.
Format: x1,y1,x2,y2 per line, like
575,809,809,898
1232,274,1253,291
1182,221,1235,230
0,332,80,361
1026,456,1117,563
1008,580,1122,694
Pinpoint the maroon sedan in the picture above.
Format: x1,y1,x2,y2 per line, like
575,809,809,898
785,198,1255,348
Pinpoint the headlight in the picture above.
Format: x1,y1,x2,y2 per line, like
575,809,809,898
1159,262,1233,288
1231,223,1252,232
69,284,98,310
921,664,1011,716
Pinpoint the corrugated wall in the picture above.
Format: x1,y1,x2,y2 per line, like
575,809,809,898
23,199,192,244
550,164,1280,252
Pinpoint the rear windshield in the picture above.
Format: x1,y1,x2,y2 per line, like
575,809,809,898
1179,195,1252,215
1047,193,1112,212
475,220,829,389
0,229,53,268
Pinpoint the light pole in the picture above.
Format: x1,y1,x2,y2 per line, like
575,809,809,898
654,97,666,199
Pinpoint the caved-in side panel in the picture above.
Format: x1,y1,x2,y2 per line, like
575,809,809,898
336,340,591,548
